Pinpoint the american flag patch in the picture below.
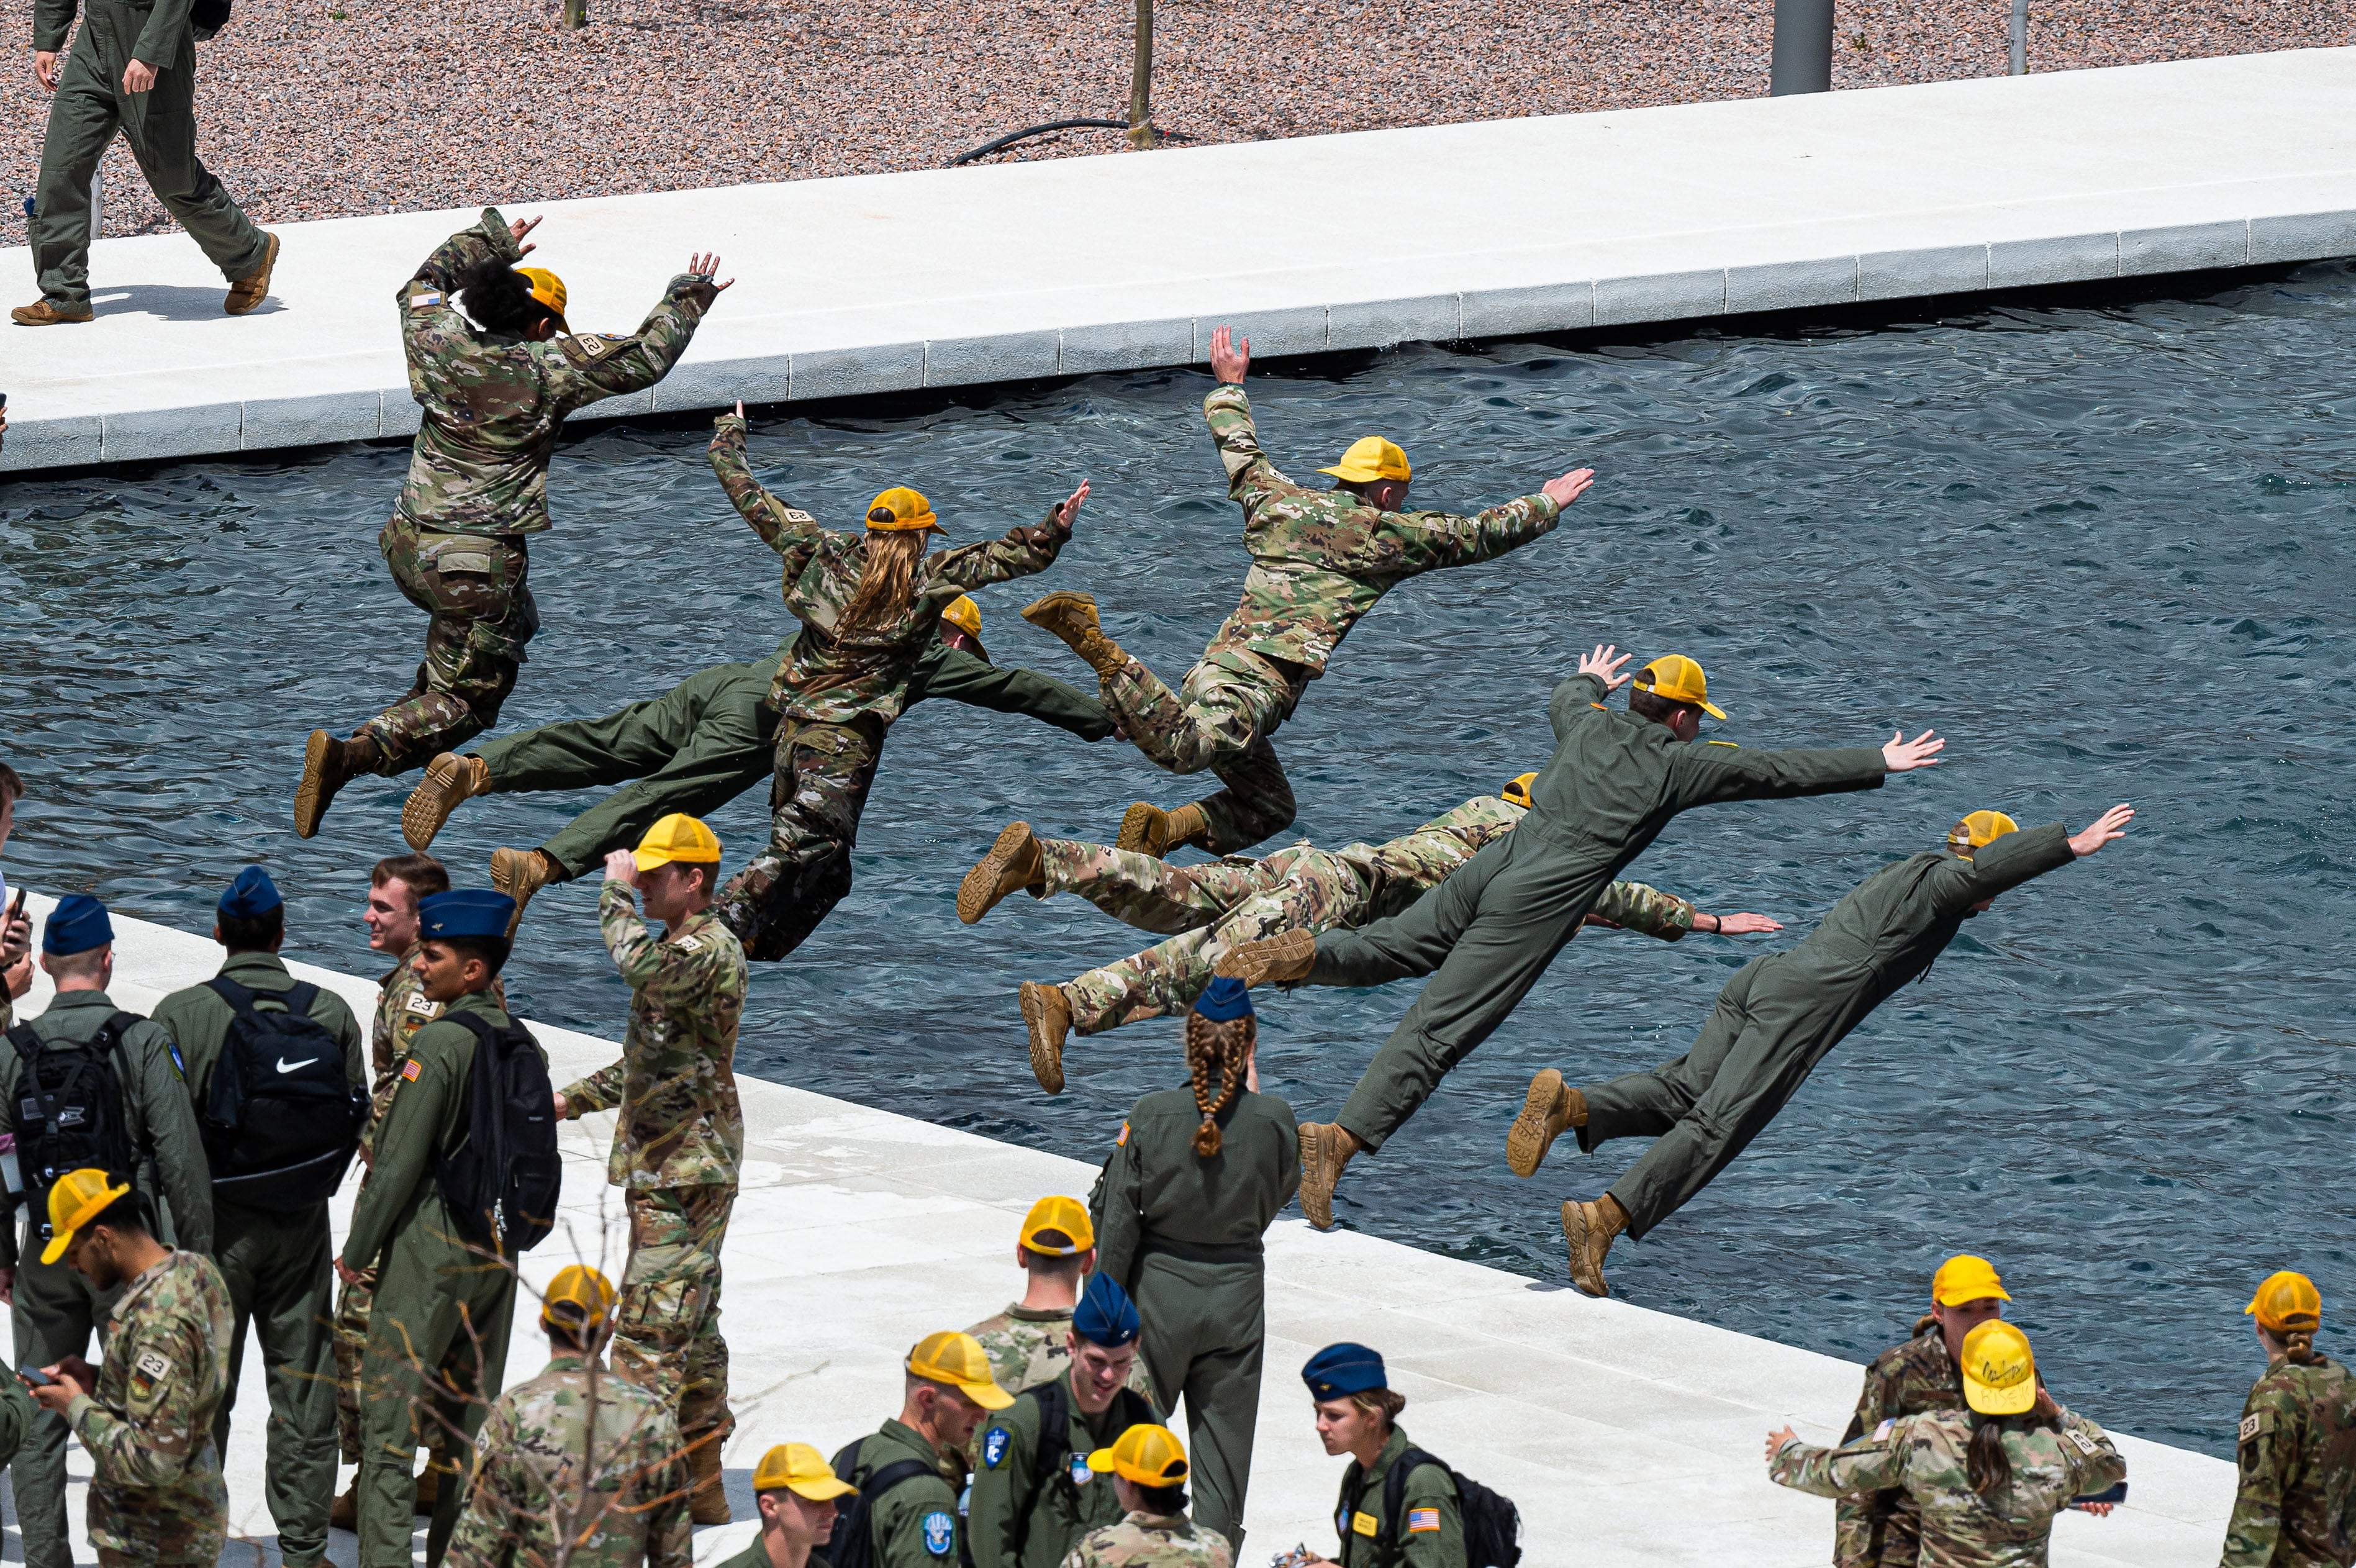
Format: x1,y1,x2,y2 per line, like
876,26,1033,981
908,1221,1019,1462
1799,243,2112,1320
1116,1122,1130,1146
401,1059,422,1082
1407,1509,1440,1533
410,289,442,310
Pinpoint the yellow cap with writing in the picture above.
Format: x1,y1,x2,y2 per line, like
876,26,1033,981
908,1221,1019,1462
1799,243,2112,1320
1960,1320,2037,1416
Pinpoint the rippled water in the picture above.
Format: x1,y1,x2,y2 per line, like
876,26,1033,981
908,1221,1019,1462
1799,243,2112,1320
8,263,2356,1459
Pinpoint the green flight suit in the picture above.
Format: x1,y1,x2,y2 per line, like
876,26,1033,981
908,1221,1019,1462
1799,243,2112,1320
1307,671,1888,1151
1333,1427,1464,1568
0,1372,30,1472
339,988,534,1568
714,1541,781,1568
151,949,365,1568
473,632,1113,881
29,0,266,312
1577,824,2077,1238
843,1417,967,1568
0,988,214,1568
1090,1086,1300,1556
969,1370,1162,1568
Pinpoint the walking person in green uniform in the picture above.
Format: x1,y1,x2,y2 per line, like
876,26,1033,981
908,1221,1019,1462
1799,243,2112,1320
1062,1424,1233,1568
1022,324,1593,859
294,213,730,837
1295,1344,1460,1568
837,1331,1015,1568
1505,802,2133,1295
1218,646,1941,1230
1089,977,1298,1554
2221,1270,2356,1567
150,866,364,1568
716,1443,859,1568
0,895,214,1568
966,1195,1155,1413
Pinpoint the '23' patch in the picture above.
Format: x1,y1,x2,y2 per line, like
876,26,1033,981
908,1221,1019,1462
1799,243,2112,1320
921,1510,955,1557
982,1427,1010,1469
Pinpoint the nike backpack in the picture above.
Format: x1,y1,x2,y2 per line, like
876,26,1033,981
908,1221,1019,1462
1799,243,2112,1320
826,1438,936,1568
1344,1446,1523,1568
433,1012,561,1255
5,1016,143,1235
197,976,368,1212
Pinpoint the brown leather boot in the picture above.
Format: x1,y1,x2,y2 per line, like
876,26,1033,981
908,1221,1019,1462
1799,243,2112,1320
328,1479,358,1531
295,730,378,839
1213,927,1315,987
225,230,281,315
402,753,493,851
1116,800,1210,857
1297,1122,1360,1231
1018,981,1072,1095
413,1461,442,1513
1506,1068,1585,1179
958,822,1043,925
489,846,556,935
1561,1195,1627,1298
1021,591,1127,677
688,1435,731,1524
11,299,93,325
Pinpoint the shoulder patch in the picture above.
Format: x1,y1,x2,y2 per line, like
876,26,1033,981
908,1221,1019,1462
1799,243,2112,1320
1070,1451,1091,1485
982,1426,1010,1469
409,288,443,310
1407,1507,1441,1533
776,507,818,525
2067,1427,2099,1455
920,1509,955,1557
168,1042,186,1081
135,1349,171,1380
2241,1411,2270,1442
561,333,620,367
1872,1418,1895,1443
674,935,703,954
1706,739,1742,748
1116,1121,1130,1146
407,997,442,1020
401,1058,422,1082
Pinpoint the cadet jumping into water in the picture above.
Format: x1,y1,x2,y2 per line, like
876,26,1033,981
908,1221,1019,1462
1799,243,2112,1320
1508,803,2131,1296
2221,1271,2356,1568
1218,645,1942,1229
1022,325,1594,860
958,775,1777,1094
296,211,727,838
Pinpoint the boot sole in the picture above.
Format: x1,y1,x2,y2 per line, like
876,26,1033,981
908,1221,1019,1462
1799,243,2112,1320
1115,801,1163,855
1561,1200,1611,1298
1020,589,1099,627
226,231,279,315
1019,982,1067,1095
1298,1122,1338,1230
401,753,471,852
11,309,93,325
958,821,1035,925
1506,1067,1568,1179
294,729,334,839
1214,927,1315,987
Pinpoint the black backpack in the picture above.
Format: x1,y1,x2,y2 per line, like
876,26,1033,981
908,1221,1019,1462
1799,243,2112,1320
189,0,229,40
432,1012,561,1256
825,1437,937,1568
1343,1446,1522,1568
1018,1375,1159,1548
6,1017,144,1232
197,977,368,1213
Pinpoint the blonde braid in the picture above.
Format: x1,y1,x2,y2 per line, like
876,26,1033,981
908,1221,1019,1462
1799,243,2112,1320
1185,1012,1254,1156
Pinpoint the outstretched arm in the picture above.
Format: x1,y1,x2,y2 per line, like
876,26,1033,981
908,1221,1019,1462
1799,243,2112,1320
928,483,1086,593
548,253,730,414
709,405,827,565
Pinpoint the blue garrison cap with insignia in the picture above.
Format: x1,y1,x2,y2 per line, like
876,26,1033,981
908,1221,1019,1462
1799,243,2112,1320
1302,1341,1387,1400
42,894,112,957
218,865,283,920
1072,1271,1141,1348
417,888,515,940
1193,975,1254,1023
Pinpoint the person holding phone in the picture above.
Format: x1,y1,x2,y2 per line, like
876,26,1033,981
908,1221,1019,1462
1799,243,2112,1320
0,762,30,1025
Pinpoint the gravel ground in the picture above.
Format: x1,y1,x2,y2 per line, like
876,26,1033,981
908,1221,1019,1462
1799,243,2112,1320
2,0,2350,250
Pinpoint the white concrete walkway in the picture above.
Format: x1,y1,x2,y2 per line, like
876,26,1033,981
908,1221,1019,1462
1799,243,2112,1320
0,895,2234,1565
4,48,2354,474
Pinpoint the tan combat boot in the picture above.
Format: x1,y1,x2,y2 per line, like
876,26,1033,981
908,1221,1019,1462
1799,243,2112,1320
687,1436,731,1524
489,846,556,935
1561,1195,1627,1298
402,753,493,851
1213,928,1316,987
1022,591,1128,677
1117,800,1210,857
1018,981,1072,1095
1506,1067,1586,1179
225,230,281,315
1297,1122,1360,1231
413,1459,443,1513
11,299,93,325
295,730,379,839
959,822,1044,925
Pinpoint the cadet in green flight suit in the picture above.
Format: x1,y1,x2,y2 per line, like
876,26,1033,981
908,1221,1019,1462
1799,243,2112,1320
714,1443,860,1568
150,866,364,1568
839,1331,1015,1568
2222,1271,2356,1568
1298,1344,1462,1568
1090,977,1298,1556
1510,803,2133,1296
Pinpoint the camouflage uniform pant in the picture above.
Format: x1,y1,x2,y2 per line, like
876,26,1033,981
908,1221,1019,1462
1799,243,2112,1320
612,1185,735,1447
356,516,540,775
1102,651,1302,854
713,715,879,961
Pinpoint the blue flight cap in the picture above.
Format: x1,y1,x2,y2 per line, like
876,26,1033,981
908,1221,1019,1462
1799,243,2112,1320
218,865,283,920
1072,1272,1141,1349
42,894,113,957
1193,976,1254,1023
1301,1342,1387,1400
417,889,515,940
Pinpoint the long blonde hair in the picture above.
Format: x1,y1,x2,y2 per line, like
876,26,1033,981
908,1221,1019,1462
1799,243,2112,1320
1184,1012,1254,1156
839,523,926,633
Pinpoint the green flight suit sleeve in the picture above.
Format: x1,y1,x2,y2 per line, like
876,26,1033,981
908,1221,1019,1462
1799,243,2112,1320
129,1023,212,1257
130,0,194,72
2221,1395,2293,1568
1397,1461,1465,1568
66,1313,212,1489
881,1474,964,1568
709,415,825,571
1666,740,1887,811
32,0,77,55
1547,673,1610,738
342,1025,457,1272
1942,823,2076,912
966,1398,1039,1568
0,1035,19,1268
1768,1422,1912,1499
1585,881,1693,941
0,1367,29,1464
913,645,1116,741
1088,1122,1146,1295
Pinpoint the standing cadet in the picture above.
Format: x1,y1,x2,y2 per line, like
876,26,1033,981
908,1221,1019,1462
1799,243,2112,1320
0,895,213,1568
970,1273,1163,1568
1021,324,1593,859
2221,1271,2356,1567
717,1444,859,1568
294,215,729,836
704,404,1089,957
1218,644,1941,1230
838,1331,1015,1568
1061,1424,1233,1568
1296,1344,1461,1568
336,887,537,1568
27,1167,235,1567
150,866,364,1568
552,813,746,1524
444,1264,693,1568
1090,979,1297,1554
1505,802,2133,1296
0,762,30,1026
961,774,1774,1094
966,1195,1155,1410
20,0,277,325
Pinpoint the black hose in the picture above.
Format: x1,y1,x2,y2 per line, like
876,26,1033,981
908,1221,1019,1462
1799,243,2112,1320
949,119,1132,167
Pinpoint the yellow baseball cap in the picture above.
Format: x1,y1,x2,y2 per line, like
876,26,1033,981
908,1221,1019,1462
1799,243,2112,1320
1502,773,1537,810
1020,1194,1094,1256
751,1442,859,1500
2247,1271,2323,1335
1946,811,2019,859
907,1331,1013,1410
516,266,568,327
540,1264,618,1332
1087,1423,1190,1487
866,487,940,532
635,813,722,871
1931,1254,2011,1307
1633,655,1726,721
1318,437,1411,486
40,1168,130,1265
941,595,983,640
1959,1320,2038,1416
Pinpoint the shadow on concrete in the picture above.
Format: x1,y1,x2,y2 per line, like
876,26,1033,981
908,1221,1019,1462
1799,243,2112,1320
88,283,284,322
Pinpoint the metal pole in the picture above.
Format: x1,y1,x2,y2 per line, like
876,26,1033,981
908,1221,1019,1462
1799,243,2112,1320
564,0,586,29
2008,0,2028,74
1126,0,1156,147
1769,0,1834,95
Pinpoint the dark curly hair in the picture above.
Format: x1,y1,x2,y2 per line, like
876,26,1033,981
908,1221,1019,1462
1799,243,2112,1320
457,259,560,337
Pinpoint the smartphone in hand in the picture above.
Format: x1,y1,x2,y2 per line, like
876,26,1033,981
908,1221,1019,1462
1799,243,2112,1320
2072,1480,2127,1505
17,1364,53,1389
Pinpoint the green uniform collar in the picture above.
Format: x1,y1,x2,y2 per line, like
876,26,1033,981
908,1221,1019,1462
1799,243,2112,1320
879,1417,954,1475
545,1353,594,1375
40,990,120,1013
218,951,294,986
1006,1303,1073,1323
379,943,422,989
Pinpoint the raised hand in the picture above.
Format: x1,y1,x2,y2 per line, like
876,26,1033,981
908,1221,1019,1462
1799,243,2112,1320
2068,803,2133,858
1052,479,1090,532
687,252,735,292
1713,912,1783,935
1543,468,1595,509
1882,730,1944,773
603,848,640,888
1578,643,1633,691
509,215,542,256
1208,325,1250,385
1763,1425,1798,1462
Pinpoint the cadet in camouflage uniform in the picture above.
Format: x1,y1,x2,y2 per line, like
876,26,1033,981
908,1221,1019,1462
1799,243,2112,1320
444,1264,693,1568
2222,1271,2356,1568
704,406,1086,958
1767,1320,2125,1568
966,1195,1156,1425
294,211,727,838
1059,1424,1233,1568
842,1331,1016,1568
30,1167,235,1568
1022,324,1593,860
555,813,746,1523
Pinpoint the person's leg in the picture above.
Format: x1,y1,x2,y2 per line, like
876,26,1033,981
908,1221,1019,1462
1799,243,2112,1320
356,1266,463,1568
1174,1273,1264,1556
1308,833,1516,990
246,1211,337,1564
357,530,535,777
110,32,265,281
11,1253,99,1568
333,1266,374,1467
610,1186,735,1434
1190,733,1298,856
1064,854,1334,1035
27,40,119,311
712,719,879,960
420,1273,516,1567
1038,836,1275,935
1109,661,1301,855
1577,963,1759,1151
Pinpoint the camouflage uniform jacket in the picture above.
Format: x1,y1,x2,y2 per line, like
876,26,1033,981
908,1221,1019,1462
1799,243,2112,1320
967,1302,1158,1414
1059,1510,1234,1568
1200,386,1560,678
709,416,1069,725
444,1353,694,1568
1770,1405,2126,1568
66,1249,235,1556
560,886,747,1190
1835,1321,1965,1568
397,207,714,537
2222,1353,2356,1568
366,949,506,1155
